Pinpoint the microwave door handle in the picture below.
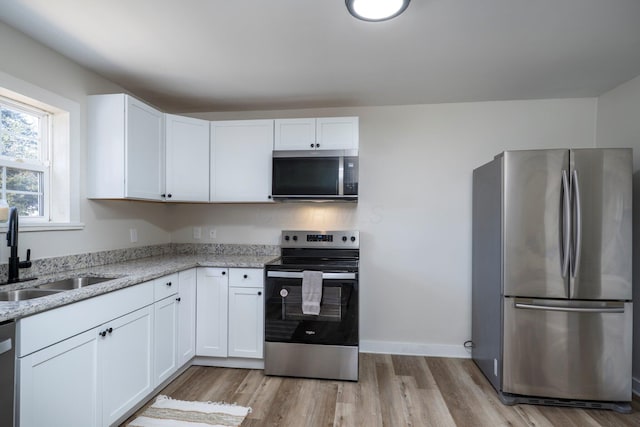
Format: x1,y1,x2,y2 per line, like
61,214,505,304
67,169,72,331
338,156,344,196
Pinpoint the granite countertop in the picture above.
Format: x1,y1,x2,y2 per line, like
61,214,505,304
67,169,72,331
0,253,279,323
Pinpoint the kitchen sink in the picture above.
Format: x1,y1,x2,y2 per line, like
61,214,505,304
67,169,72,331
0,289,62,301
37,276,115,290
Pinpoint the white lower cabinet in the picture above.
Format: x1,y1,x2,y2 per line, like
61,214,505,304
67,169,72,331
18,305,154,427
18,326,102,427
154,295,178,385
196,267,228,357
228,286,264,358
177,268,197,365
196,267,264,360
101,306,154,426
153,273,179,386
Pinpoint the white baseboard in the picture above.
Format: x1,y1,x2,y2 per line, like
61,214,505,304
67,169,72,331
633,376,640,396
360,340,471,359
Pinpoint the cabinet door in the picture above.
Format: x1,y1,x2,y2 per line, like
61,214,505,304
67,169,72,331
18,327,101,427
101,306,154,426
165,114,210,202
178,269,197,365
196,268,228,357
210,120,274,202
125,96,165,200
274,118,316,150
316,117,359,151
228,286,264,359
154,296,178,386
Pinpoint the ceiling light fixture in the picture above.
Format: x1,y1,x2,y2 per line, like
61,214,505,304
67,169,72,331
346,0,410,22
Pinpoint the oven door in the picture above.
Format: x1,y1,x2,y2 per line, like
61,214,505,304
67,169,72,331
265,270,358,346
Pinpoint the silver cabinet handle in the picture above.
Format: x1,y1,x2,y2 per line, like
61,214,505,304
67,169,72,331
515,303,624,314
267,271,356,280
0,338,12,355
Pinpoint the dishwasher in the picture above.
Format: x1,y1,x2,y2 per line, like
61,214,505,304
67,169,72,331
0,320,15,427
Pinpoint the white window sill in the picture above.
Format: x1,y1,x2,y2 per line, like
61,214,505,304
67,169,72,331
0,222,85,232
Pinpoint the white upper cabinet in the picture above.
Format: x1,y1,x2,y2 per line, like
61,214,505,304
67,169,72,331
165,114,210,202
210,120,274,202
273,118,316,150
88,94,165,200
274,117,359,151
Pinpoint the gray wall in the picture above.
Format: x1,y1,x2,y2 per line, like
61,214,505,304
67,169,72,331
596,73,640,394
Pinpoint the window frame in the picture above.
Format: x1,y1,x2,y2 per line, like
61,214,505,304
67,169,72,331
0,95,52,222
0,69,83,232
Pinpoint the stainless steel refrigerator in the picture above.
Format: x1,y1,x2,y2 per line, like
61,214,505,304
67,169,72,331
472,148,633,412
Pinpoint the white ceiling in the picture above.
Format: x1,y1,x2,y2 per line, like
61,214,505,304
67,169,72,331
1,0,640,113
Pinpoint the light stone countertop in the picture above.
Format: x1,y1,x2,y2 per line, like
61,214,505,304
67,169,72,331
0,254,279,323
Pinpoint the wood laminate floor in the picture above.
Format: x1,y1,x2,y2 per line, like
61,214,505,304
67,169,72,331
122,354,640,426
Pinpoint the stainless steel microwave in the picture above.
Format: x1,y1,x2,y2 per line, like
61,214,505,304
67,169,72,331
271,150,358,201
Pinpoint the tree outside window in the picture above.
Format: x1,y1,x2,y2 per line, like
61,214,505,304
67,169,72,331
0,97,48,218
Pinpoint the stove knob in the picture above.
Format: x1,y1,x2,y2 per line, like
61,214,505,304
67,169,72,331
342,236,347,242
351,236,356,242
293,235,298,241
284,235,290,241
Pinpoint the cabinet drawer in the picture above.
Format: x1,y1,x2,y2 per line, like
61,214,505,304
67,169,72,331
154,273,179,301
229,268,263,287
199,267,228,279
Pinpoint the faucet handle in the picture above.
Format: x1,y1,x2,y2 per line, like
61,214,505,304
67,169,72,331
19,248,32,269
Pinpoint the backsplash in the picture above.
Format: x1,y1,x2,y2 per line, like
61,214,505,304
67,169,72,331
0,243,280,282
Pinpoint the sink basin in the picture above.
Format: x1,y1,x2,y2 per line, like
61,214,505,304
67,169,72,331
37,276,115,290
0,289,62,301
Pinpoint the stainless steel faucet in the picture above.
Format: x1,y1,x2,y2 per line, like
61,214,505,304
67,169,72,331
6,207,32,284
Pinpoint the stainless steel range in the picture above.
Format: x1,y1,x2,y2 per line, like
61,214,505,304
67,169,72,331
264,230,359,381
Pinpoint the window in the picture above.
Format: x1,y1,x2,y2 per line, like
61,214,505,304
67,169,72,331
0,69,81,230
0,96,50,219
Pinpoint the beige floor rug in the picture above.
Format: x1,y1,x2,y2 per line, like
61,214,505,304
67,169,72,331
127,395,251,427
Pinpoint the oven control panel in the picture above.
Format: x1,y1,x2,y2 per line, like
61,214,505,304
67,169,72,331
281,230,359,249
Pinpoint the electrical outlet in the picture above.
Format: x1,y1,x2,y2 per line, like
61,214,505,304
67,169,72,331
129,228,138,243
209,228,217,239
193,227,202,240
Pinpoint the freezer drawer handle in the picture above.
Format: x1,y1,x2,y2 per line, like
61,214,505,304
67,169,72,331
0,338,12,355
515,303,624,314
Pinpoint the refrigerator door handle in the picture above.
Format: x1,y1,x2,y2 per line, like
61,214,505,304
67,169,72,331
515,302,624,314
571,169,582,278
560,169,571,278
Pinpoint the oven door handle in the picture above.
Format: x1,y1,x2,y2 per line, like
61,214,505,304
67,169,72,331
267,271,357,280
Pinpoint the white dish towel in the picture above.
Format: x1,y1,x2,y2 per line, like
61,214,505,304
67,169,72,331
302,270,323,315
